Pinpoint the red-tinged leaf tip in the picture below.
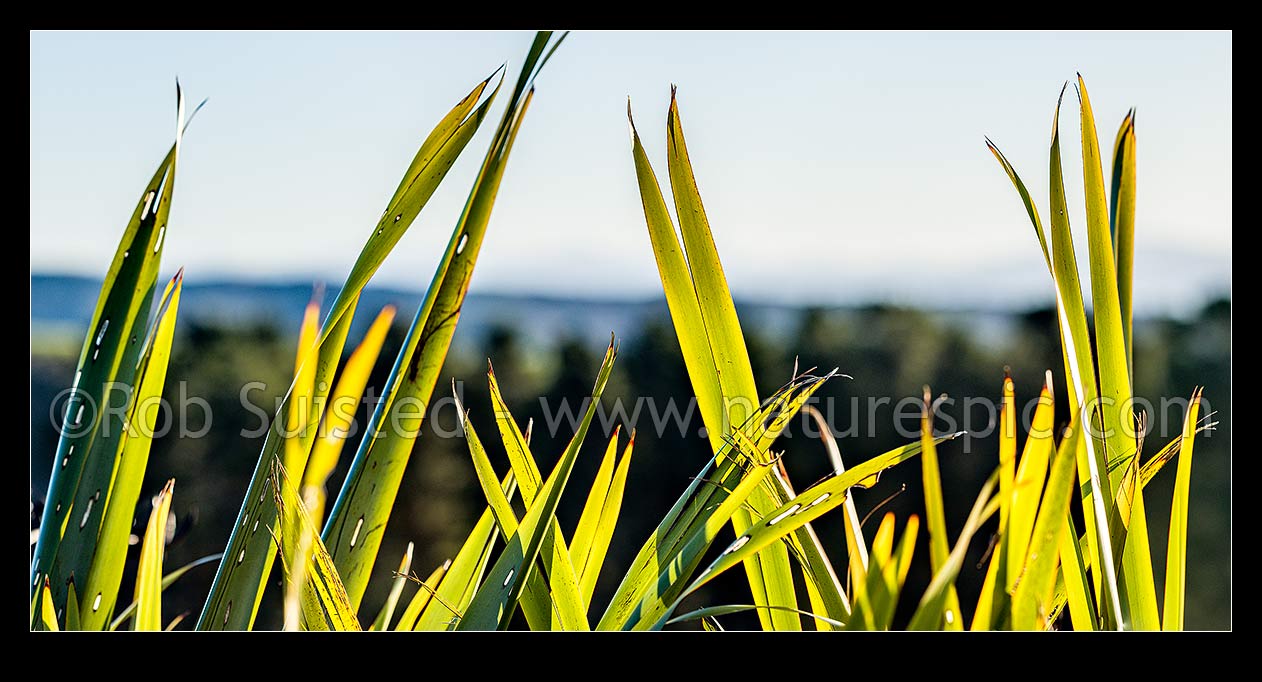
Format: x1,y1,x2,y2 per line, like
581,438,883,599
612,423,622,438
487,358,496,378
174,266,185,283
628,428,637,446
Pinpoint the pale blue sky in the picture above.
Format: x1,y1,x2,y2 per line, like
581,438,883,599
30,30,1231,315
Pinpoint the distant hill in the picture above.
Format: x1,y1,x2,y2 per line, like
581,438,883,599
31,273,1128,352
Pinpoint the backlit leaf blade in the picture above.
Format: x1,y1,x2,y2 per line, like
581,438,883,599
907,472,999,630
396,559,451,631
457,400,572,630
1162,389,1203,631
134,479,175,631
316,71,502,348
666,604,843,630
456,340,617,630
664,89,759,439
35,88,186,609
1077,74,1159,630
598,373,832,631
64,579,81,631
1048,85,1121,625
270,460,361,631
919,389,963,629
323,36,564,608
652,433,958,629
599,372,835,630
302,305,397,524
370,542,413,631
484,365,587,627
197,297,358,630
666,91,798,630
1012,419,1081,629
1109,110,1137,372
413,472,516,630
1056,510,1097,630
573,431,635,607
79,272,183,630
1008,373,1055,595
39,578,58,631
108,553,223,631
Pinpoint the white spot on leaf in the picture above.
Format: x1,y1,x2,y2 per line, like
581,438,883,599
350,517,364,548
767,505,801,527
79,496,96,529
722,535,751,556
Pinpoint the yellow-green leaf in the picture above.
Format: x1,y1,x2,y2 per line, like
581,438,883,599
1163,388,1202,631
134,479,175,631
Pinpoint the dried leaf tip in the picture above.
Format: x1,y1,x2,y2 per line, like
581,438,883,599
626,98,638,144
487,62,508,85
451,378,464,410
175,78,187,148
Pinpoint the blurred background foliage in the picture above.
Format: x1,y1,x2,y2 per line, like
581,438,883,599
30,289,1231,629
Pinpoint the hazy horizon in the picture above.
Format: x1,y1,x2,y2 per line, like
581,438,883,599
30,30,1232,316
